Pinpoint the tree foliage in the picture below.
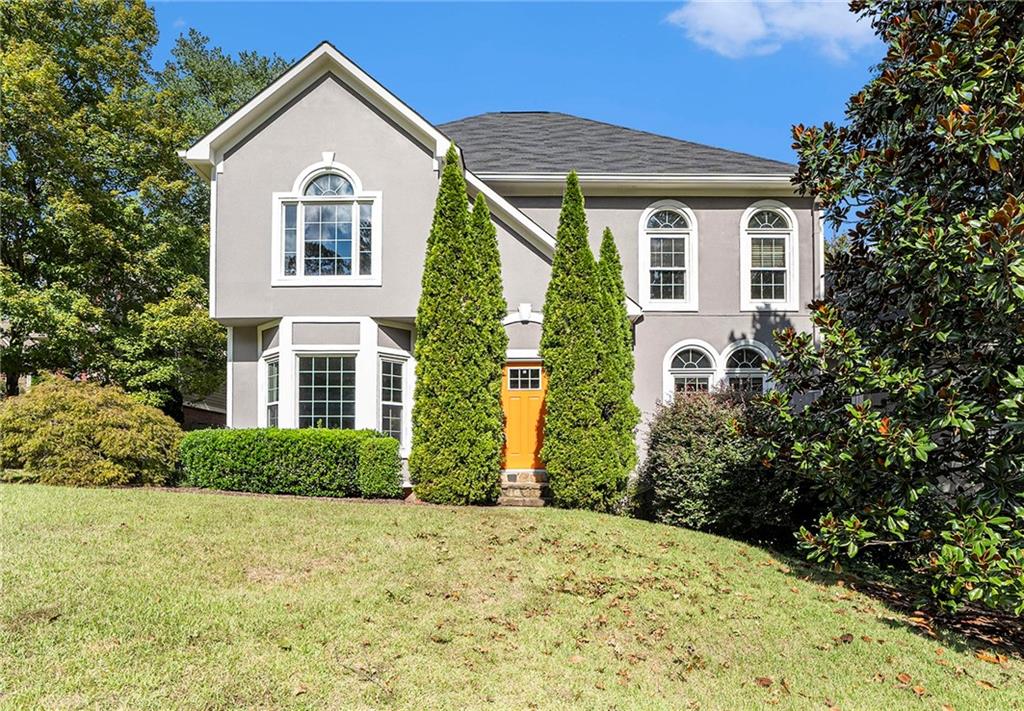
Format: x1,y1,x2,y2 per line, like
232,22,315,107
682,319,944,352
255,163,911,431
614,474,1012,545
540,173,624,511
758,1,1024,613
596,228,640,479
410,147,506,504
1,3,286,415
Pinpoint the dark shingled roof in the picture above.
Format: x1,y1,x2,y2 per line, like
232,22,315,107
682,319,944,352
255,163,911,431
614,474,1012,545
440,111,795,176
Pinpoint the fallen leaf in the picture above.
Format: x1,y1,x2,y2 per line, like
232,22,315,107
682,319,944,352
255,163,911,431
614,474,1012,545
896,672,912,685
975,651,1006,665
755,676,773,688
790,587,800,593
941,705,955,711
912,685,926,697
838,633,853,644
780,678,791,694
569,654,583,664
292,682,308,696
976,679,997,690
861,635,872,642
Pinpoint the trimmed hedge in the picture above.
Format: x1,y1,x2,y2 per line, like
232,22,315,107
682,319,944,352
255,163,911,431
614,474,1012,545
180,429,403,499
0,377,183,487
356,436,402,498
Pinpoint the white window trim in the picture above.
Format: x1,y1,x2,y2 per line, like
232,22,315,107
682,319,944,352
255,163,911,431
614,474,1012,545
249,318,414,456
740,200,799,312
271,157,383,287
257,320,282,428
639,200,699,312
662,339,719,401
662,339,775,400
721,339,774,394
378,352,412,457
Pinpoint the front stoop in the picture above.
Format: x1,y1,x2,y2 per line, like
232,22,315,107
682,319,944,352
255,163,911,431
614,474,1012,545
499,470,550,507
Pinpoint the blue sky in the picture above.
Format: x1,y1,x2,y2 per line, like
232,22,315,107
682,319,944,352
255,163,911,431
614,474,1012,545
151,1,884,165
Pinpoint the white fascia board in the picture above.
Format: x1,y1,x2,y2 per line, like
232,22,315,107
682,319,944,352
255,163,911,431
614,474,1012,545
182,42,452,172
476,172,798,197
476,172,795,186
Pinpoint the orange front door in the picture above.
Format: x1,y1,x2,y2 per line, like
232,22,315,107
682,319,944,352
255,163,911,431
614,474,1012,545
501,362,547,470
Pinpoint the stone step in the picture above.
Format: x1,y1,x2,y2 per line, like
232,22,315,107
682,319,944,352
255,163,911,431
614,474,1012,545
500,483,550,498
497,496,548,507
501,470,548,485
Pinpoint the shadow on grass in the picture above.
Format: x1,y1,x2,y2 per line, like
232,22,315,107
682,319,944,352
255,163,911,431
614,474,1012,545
771,551,1024,657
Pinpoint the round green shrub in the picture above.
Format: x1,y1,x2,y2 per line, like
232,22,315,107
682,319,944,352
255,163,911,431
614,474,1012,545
637,392,812,542
357,436,403,498
0,376,183,486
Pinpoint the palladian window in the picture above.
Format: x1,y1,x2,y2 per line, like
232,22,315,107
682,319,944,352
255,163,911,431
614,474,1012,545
274,162,380,286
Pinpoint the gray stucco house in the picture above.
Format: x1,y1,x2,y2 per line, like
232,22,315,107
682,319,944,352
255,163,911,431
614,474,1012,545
181,42,822,482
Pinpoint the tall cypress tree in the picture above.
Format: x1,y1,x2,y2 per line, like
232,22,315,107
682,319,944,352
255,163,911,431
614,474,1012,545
596,228,639,477
410,146,505,504
540,173,622,510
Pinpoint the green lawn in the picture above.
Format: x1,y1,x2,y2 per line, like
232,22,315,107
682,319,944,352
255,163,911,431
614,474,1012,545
2,485,1020,710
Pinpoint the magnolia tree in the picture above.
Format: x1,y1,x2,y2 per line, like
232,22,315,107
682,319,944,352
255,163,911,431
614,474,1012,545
757,1,1024,613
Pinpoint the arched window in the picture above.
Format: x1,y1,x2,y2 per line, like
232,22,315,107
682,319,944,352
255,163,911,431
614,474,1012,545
304,173,353,197
741,201,798,311
639,201,698,311
725,346,767,392
669,347,715,393
272,159,381,286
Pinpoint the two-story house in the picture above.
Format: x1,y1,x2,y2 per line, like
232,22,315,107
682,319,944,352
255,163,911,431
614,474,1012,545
181,42,822,478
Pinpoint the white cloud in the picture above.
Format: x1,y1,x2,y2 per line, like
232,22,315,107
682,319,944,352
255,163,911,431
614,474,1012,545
666,0,878,62
173,17,186,29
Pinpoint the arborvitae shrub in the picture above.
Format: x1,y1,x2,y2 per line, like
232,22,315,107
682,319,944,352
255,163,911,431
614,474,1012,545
0,376,182,486
596,227,640,480
410,146,505,504
540,172,624,511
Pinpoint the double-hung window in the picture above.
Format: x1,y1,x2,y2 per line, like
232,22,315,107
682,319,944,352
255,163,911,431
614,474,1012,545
266,358,280,427
741,203,798,311
379,358,405,443
639,201,698,311
297,355,356,429
274,164,381,286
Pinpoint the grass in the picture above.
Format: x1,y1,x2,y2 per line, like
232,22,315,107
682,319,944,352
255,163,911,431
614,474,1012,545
2,485,1021,710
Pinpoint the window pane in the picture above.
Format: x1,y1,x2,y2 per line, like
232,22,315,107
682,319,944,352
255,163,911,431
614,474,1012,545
304,203,353,277
751,237,786,268
283,204,297,276
748,210,788,230
650,269,686,301
304,173,354,196
647,210,688,230
650,236,686,269
381,359,403,404
359,204,372,276
381,404,402,441
726,348,765,369
266,360,279,403
751,270,786,301
728,375,764,392
297,355,355,429
509,367,542,390
267,403,278,428
673,375,709,393
671,348,712,370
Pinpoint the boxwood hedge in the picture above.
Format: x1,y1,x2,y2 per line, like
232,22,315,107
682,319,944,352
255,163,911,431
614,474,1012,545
180,429,403,499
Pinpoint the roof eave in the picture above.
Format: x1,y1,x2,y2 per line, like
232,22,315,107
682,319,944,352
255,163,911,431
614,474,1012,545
474,172,800,197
